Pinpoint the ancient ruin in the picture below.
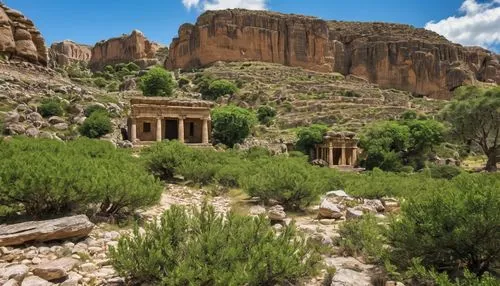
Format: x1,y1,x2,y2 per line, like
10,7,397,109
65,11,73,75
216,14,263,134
314,131,359,168
128,97,214,145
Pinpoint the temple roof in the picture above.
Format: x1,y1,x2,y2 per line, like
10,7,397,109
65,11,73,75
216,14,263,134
130,97,215,108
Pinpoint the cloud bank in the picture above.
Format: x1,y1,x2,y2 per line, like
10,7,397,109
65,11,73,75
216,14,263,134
182,0,268,11
425,0,500,49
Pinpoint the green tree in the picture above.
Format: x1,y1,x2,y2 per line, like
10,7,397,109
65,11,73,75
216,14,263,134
205,79,238,100
211,105,256,147
39,98,64,118
110,203,322,285
139,67,175,97
295,124,329,154
256,105,277,126
79,111,112,138
441,87,500,171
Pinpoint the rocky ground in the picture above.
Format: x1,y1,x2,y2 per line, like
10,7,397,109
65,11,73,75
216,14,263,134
0,183,401,286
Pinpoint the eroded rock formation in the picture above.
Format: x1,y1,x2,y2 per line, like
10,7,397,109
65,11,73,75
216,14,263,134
0,3,48,66
167,9,500,98
89,30,163,70
49,40,92,68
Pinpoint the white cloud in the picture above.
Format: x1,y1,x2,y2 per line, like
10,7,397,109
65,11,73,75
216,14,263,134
425,0,500,49
182,0,267,11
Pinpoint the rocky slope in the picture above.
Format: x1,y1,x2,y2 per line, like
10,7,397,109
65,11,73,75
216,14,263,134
49,40,92,68
90,30,163,70
167,9,500,99
0,3,48,66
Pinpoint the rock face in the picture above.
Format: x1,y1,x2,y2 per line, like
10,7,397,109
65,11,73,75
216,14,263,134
89,30,163,70
167,9,500,99
0,3,48,66
49,41,91,68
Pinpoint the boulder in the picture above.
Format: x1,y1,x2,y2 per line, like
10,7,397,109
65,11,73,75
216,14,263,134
346,208,363,220
325,190,349,198
32,257,78,281
52,123,68,130
363,199,385,212
2,264,29,281
0,215,94,247
25,127,39,137
382,197,400,212
26,112,43,123
59,272,82,286
319,199,343,219
20,276,53,286
3,279,20,286
4,112,20,123
5,123,25,135
47,116,65,125
267,205,286,221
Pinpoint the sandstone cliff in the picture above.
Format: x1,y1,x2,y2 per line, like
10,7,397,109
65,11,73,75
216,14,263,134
89,30,163,70
49,40,92,68
167,9,500,99
0,3,48,66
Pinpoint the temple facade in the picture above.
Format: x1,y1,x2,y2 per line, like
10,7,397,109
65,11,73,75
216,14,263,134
314,131,359,168
128,97,214,145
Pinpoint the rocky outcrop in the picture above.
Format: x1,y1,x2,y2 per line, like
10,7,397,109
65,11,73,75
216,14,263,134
167,9,500,99
0,3,48,66
89,30,163,70
49,40,91,68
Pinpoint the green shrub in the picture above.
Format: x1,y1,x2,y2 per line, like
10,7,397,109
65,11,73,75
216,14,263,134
139,67,175,97
106,81,119,92
336,215,387,263
93,77,108,88
211,105,257,147
204,79,238,100
39,98,64,118
84,104,107,117
388,173,500,276
257,105,277,126
193,73,214,96
296,124,329,154
65,62,91,79
177,77,190,88
0,138,162,218
110,204,322,285
428,164,462,180
126,62,140,72
79,111,112,138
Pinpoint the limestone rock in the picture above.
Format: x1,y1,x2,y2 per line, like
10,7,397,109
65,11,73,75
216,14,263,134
5,123,25,135
0,215,94,247
319,199,343,219
363,199,385,212
382,197,400,212
3,264,29,281
59,272,82,286
0,3,48,66
49,41,91,68
48,116,65,125
325,190,349,198
52,123,68,130
25,127,39,137
168,9,500,99
32,257,78,281
3,279,20,286
346,208,363,220
90,30,163,70
249,205,266,216
20,276,53,286
267,205,286,221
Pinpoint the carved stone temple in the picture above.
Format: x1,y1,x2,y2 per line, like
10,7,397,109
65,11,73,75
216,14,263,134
314,131,359,168
128,97,214,145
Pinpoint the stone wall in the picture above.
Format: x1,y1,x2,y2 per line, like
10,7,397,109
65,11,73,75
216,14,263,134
0,3,48,66
90,30,162,70
49,40,92,68
167,9,500,99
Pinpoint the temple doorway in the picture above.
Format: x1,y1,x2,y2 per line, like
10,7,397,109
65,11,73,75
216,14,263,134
165,119,178,140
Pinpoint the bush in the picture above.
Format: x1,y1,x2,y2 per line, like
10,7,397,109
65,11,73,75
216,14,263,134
79,111,113,138
177,77,190,88
106,81,119,92
211,105,257,147
125,62,140,72
139,67,175,97
39,98,64,118
0,138,162,218
336,215,388,263
109,204,322,285
428,164,462,180
204,79,238,100
93,77,108,88
257,105,277,126
84,104,107,117
296,124,329,154
388,173,500,276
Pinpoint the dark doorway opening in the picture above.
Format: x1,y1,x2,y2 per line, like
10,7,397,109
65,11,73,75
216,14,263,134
165,119,178,140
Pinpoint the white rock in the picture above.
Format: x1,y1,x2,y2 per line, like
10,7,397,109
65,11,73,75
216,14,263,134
326,190,349,198
20,276,53,286
59,272,82,286
249,205,266,216
3,264,29,281
32,257,79,281
346,208,363,220
267,205,286,221
319,199,343,219
79,262,97,272
37,247,50,256
3,279,19,286
363,199,385,212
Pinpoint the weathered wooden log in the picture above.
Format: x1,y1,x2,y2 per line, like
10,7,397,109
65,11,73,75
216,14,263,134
0,215,94,246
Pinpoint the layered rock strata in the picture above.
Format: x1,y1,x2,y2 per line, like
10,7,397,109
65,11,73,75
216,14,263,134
49,40,92,68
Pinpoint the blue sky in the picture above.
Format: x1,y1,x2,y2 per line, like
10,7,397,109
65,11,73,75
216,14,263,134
3,0,500,51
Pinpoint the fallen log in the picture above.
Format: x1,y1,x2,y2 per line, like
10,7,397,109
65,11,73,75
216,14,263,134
0,215,94,247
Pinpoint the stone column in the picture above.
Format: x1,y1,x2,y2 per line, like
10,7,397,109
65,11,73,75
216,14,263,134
178,117,185,143
156,118,162,142
315,146,319,160
341,144,346,166
352,148,358,167
202,118,209,144
328,143,334,168
130,118,137,143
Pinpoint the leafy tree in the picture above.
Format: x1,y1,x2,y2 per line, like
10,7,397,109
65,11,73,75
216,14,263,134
139,67,175,97
441,87,500,171
126,62,141,72
211,105,257,147
84,104,107,117
295,124,329,154
257,105,277,126
39,98,64,118
93,77,108,88
110,204,322,285
205,79,238,100
79,111,113,138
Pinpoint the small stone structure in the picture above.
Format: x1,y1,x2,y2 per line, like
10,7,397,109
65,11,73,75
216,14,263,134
128,97,214,145
314,131,359,168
